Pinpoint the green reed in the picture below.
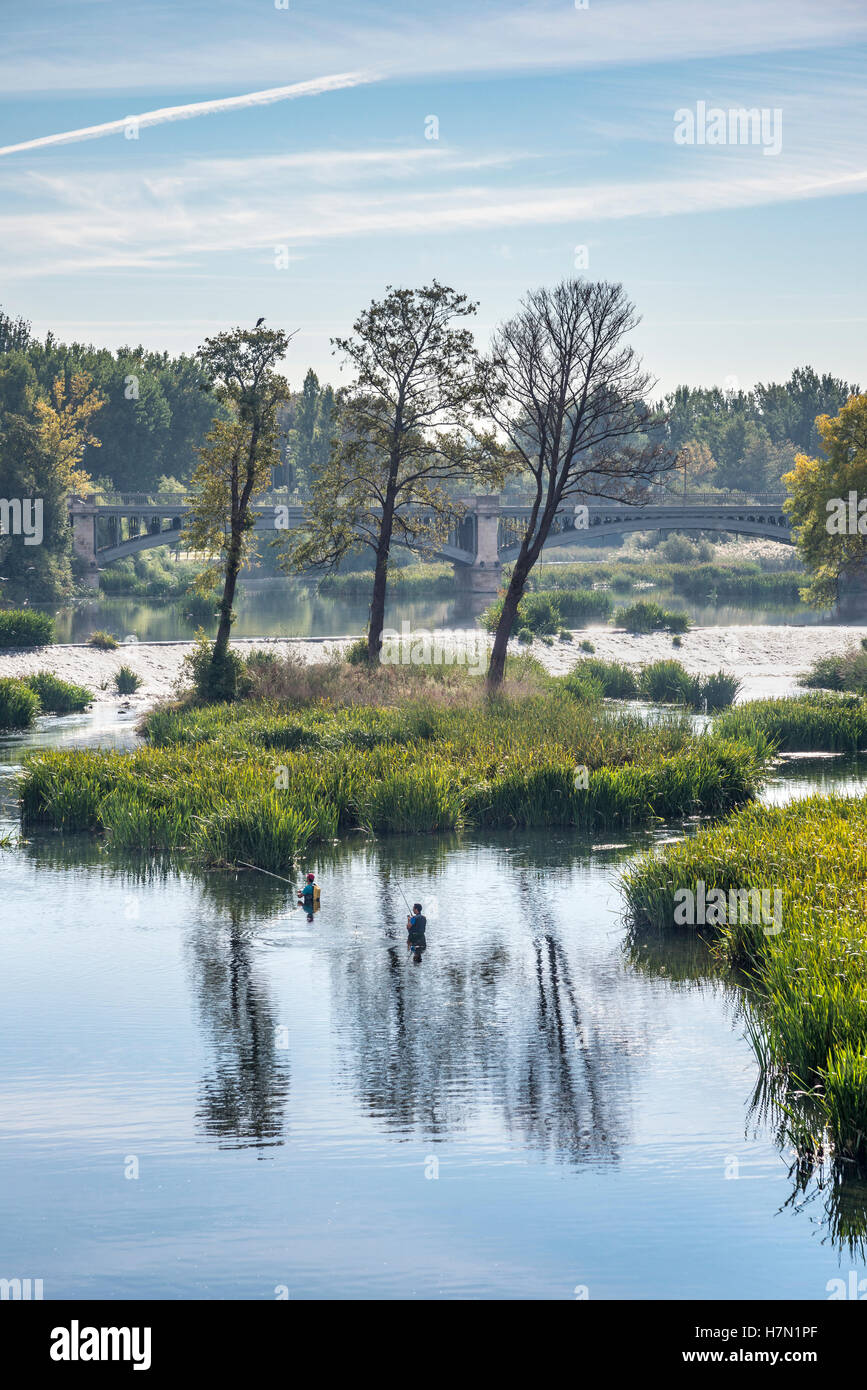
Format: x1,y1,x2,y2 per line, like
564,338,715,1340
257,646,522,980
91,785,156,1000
622,793,867,1161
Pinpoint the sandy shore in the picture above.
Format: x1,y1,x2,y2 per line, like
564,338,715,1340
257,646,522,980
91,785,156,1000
1,624,865,711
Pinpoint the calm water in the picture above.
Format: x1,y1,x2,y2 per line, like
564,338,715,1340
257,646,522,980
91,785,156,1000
36,575,830,645
1,714,866,1300
43,581,464,644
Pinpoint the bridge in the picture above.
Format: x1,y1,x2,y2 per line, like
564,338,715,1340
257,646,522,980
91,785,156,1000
68,490,792,593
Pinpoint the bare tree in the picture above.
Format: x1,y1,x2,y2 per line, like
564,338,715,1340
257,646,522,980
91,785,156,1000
482,279,668,690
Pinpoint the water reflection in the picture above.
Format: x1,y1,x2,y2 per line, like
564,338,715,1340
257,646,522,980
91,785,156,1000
186,900,290,1154
6,721,867,1291
326,846,636,1168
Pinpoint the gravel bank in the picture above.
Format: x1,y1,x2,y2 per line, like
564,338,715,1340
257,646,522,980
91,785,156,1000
1,624,865,711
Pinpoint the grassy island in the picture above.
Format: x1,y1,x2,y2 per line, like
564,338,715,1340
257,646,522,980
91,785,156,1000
18,653,769,870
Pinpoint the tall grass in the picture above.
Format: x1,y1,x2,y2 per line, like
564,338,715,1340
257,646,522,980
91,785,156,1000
20,695,769,865
318,564,455,598
100,553,203,598
523,561,805,605
714,693,867,752
0,678,41,729
22,672,92,714
0,609,54,648
564,657,739,710
565,658,639,700
622,794,867,1161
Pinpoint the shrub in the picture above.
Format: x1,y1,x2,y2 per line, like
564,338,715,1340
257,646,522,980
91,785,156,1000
179,629,247,701
802,645,867,695
87,630,118,650
114,665,143,695
345,636,373,665
558,630,573,643
23,672,92,714
0,609,54,649
615,601,690,634
0,677,41,729
578,639,595,653
516,627,534,645
481,588,611,637
660,534,714,565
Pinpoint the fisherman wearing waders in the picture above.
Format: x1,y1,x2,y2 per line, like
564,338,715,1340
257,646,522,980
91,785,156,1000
406,902,427,964
297,872,320,921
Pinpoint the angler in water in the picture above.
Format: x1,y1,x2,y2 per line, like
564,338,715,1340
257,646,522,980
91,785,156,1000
297,872,321,920
406,902,427,964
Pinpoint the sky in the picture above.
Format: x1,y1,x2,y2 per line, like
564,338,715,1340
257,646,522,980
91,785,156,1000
1,0,866,399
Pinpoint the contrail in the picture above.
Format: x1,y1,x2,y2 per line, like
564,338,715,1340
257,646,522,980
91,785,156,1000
0,70,378,158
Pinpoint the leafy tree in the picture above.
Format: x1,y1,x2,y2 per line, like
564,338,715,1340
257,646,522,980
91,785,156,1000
283,283,500,662
756,367,859,453
0,355,75,599
669,439,718,496
482,278,667,691
0,305,31,355
182,324,292,699
783,393,867,606
33,372,105,494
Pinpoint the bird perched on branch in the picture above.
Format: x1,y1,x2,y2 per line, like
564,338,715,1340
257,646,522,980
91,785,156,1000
255,316,265,328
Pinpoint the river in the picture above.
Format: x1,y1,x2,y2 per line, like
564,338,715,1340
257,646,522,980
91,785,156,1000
2,699,866,1300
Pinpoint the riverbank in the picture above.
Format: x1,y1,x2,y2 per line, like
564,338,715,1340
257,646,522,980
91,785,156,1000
2,623,867,709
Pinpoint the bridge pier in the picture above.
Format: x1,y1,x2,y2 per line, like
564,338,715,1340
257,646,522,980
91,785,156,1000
68,495,100,589
453,496,502,598
836,561,867,621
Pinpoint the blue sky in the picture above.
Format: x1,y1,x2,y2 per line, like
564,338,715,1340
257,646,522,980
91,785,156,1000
2,0,865,397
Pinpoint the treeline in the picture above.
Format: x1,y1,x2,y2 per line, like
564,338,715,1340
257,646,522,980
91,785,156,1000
657,366,859,494
0,307,338,598
0,308,337,499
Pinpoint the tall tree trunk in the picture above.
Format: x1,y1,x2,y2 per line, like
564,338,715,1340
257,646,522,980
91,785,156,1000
211,426,258,696
486,551,531,692
367,503,395,662
213,527,242,670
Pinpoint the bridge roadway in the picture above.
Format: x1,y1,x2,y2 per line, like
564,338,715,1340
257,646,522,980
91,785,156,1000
67,491,792,592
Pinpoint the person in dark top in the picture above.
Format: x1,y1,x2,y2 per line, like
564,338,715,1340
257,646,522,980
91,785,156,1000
407,902,427,963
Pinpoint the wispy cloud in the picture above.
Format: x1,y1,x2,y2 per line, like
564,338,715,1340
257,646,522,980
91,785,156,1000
0,71,378,158
4,144,867,280
3,0,865,97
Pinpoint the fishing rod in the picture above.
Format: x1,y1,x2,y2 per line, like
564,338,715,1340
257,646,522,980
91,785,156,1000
239,859,416,918
237,860,296,887
392,874,413,914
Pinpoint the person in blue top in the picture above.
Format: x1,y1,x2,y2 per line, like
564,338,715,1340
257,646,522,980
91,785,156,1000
297,872,317,920
406,903,427,964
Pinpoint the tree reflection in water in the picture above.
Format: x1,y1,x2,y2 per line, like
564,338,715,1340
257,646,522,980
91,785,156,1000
328,863,634,1165
186,872,290,1153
